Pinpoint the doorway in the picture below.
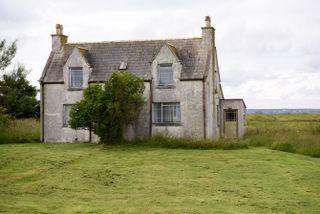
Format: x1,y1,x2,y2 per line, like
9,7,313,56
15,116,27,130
224,109,238,138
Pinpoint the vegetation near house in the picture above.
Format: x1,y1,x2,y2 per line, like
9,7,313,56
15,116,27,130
0,39,39,119
0,39,17,71
69,71,145,143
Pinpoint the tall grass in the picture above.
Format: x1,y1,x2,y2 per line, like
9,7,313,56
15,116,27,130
0,118,40,144
130,135,248,150
245,113,320,157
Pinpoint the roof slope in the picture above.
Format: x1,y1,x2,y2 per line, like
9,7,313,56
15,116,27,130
41,37,206,83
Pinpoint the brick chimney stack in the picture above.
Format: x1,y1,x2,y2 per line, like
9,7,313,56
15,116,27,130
51,24,68,52
201,16,215,47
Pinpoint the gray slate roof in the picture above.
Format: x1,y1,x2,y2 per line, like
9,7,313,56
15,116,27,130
41,37,207,83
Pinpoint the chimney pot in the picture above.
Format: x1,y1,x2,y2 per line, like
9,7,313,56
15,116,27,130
204,16,211,27
56,24,63,35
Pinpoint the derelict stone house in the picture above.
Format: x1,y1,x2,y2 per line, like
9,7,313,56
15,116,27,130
39,16,246,142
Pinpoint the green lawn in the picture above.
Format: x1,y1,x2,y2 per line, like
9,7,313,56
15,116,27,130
1,143,320,213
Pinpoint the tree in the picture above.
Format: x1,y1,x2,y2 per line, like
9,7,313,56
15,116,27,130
0,39,39,118
69,71,145,143
0,65,39,118
0,39,17,121
69,84,103,142
0,39,17,72
0,106,11,125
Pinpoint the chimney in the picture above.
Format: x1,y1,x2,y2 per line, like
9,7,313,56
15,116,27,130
51,24,68,52
201,16,215,46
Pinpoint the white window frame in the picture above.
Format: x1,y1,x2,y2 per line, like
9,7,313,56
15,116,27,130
69,67,83,89
153,102,181,124
63,104,73,127
158,64,173,86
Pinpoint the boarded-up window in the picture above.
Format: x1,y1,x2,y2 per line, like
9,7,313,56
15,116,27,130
153,102,180,124
159,64,173,85
225,110,237,121
63,104,73,127
69,67,83,89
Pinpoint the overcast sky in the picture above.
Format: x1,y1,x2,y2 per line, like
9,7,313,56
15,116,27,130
1,0,319,108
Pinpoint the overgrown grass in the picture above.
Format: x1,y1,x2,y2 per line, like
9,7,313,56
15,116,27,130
245,113,320,157
1,114,319,157
130,135,248,150
0,119,40,144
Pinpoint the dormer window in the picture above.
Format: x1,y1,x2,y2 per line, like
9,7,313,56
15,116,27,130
69,67,83,89
158,64,173,85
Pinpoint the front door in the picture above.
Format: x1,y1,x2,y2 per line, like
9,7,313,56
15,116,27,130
224,109,238,138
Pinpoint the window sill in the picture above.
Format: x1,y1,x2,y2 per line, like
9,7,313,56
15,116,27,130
153,122,181,126
68,88,83,91
156,85,175,89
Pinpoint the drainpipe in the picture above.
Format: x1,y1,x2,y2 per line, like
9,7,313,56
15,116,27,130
40,82,44,142
202,79,206,139
149,80,153,137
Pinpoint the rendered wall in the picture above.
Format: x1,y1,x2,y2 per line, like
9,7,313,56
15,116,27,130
220,99,246,138
151,45,204,138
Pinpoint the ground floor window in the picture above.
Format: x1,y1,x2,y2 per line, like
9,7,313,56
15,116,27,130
225,109,237,121
153,102,180,124
63,104,73,127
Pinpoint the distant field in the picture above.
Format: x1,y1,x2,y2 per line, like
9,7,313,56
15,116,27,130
245,113,320,157
0,143,320,213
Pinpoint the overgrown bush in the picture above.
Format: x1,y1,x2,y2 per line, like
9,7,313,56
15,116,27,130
70,71,145,144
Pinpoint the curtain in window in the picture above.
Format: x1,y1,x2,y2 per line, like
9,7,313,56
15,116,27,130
153,103,180,123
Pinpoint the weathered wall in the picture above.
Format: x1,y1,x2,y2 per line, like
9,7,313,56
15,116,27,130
43,84,94,142
220,99,246,138
124,82,151,140
43,47,96,142
151,44,204,138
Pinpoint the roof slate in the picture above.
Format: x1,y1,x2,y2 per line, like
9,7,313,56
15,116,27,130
41,37,206,83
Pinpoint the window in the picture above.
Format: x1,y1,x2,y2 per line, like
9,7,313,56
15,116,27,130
153,102,180,124
69,67,83,89
158,64,173,85
225,110,237,122
63,104,73,127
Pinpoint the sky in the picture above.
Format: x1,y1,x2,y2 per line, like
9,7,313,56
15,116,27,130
0,0,320,108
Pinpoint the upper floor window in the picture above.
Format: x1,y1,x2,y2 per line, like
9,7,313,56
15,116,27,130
69,67,83,89
158,64,173,85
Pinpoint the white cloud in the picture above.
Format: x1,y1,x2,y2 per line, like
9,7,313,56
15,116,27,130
0,0,320,108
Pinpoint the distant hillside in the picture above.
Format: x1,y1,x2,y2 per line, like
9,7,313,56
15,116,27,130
247,109,320,114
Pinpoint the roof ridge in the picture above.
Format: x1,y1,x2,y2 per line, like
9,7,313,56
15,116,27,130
67,37,201,45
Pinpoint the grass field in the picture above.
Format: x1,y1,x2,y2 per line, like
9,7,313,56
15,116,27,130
0,114,320,213
1,143,320,213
